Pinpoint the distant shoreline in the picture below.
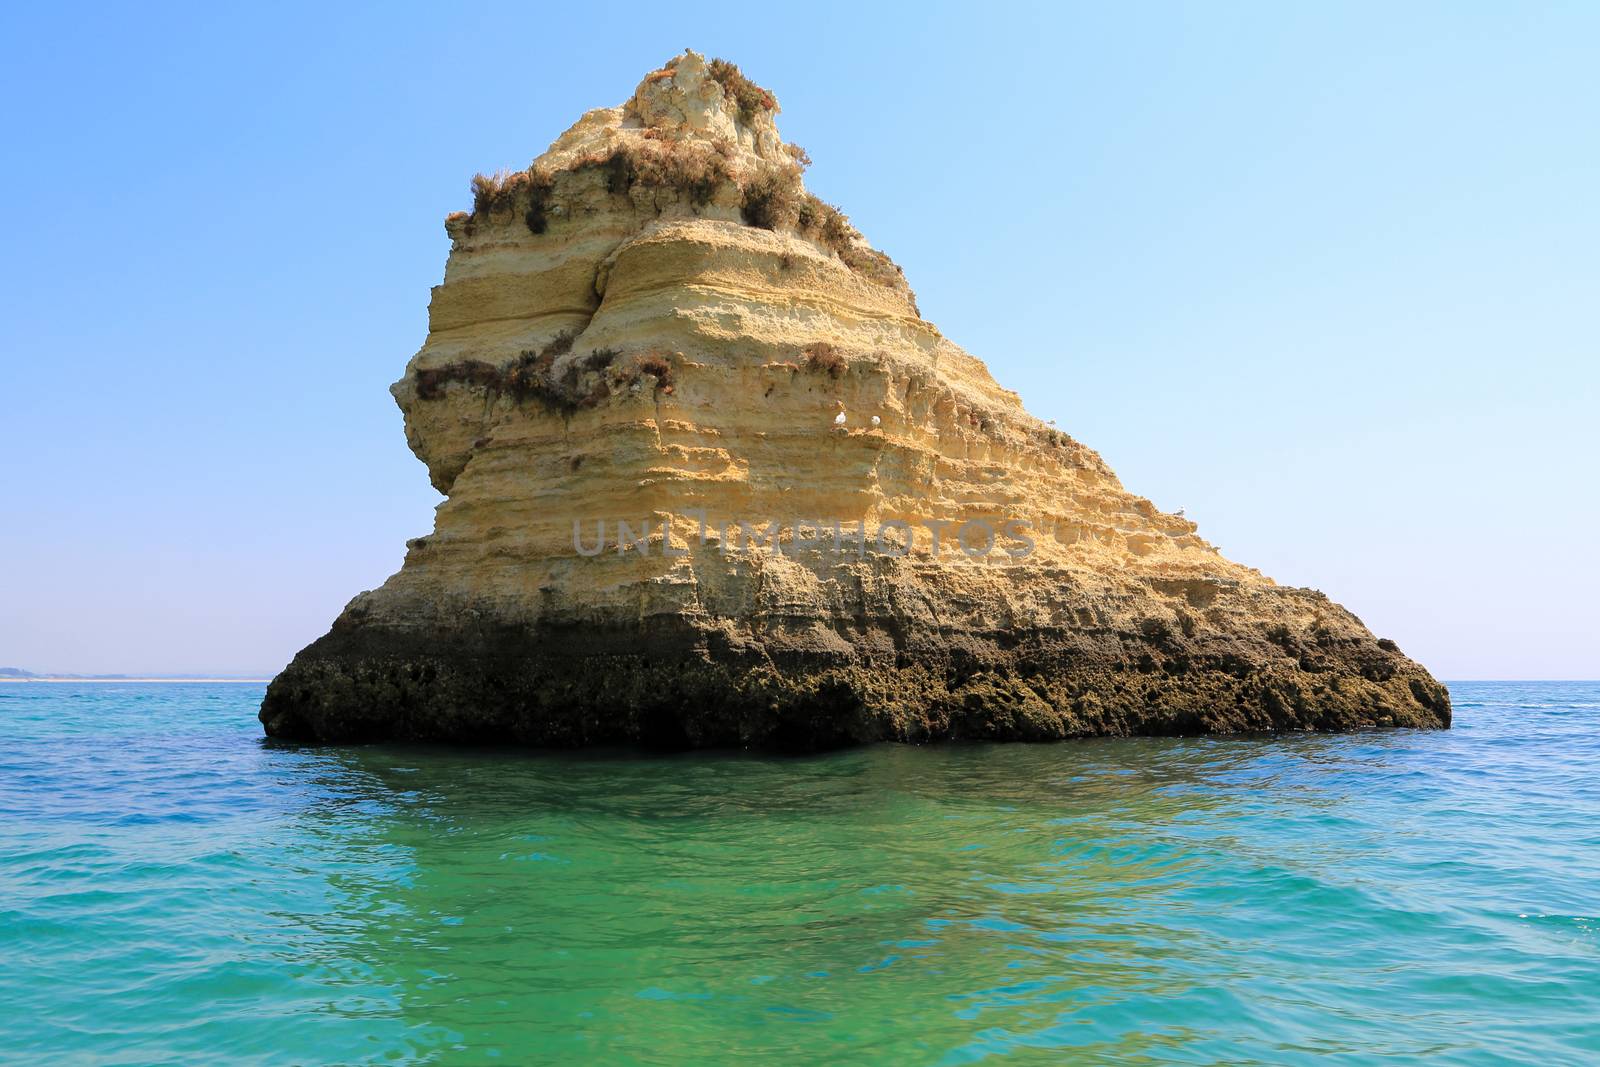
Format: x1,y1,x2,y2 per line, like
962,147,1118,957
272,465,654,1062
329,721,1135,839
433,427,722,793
0,678,270,684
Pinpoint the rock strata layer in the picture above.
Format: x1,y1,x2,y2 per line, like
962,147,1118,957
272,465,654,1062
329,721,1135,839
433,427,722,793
261,53,1449,748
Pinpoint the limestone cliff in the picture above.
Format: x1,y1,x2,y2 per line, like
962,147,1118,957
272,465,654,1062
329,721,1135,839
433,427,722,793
261,53,1449,748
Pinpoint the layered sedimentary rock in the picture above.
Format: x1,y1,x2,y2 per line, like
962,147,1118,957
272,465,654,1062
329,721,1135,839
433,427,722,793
261,53,1449,748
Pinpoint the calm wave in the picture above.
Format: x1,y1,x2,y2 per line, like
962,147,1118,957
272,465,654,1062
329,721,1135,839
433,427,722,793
2,681,1597,1063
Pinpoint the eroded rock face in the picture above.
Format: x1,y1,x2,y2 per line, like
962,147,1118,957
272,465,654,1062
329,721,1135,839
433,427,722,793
261,52,1449,748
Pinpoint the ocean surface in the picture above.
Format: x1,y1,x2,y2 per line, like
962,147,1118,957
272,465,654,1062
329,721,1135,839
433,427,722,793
1,681,1596,1065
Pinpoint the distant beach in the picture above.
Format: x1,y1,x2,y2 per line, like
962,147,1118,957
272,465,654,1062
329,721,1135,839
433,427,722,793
0,678,269,684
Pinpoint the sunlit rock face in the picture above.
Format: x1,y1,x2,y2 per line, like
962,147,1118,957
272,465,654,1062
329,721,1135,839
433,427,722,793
260,52,1449,748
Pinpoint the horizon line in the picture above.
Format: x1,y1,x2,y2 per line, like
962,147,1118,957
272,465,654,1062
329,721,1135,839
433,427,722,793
0,677,272,684
4,677,1598,685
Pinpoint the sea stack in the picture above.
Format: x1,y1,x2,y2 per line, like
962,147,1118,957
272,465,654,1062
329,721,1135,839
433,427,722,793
261,53,1449,748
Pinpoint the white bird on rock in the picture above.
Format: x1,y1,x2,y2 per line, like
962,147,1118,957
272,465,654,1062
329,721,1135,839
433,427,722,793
870,415,881,428
833,411,847,427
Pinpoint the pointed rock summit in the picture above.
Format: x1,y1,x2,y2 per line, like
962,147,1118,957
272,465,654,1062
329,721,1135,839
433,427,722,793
261,53,1449,748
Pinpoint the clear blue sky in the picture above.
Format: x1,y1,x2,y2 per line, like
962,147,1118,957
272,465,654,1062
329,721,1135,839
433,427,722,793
1,2,1594,678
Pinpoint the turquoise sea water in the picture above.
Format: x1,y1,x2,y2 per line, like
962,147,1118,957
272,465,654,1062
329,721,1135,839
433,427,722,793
1,682,1597,1064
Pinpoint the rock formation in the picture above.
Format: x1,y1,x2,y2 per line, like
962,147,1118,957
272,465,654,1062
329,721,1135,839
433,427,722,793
261,53,1449,748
